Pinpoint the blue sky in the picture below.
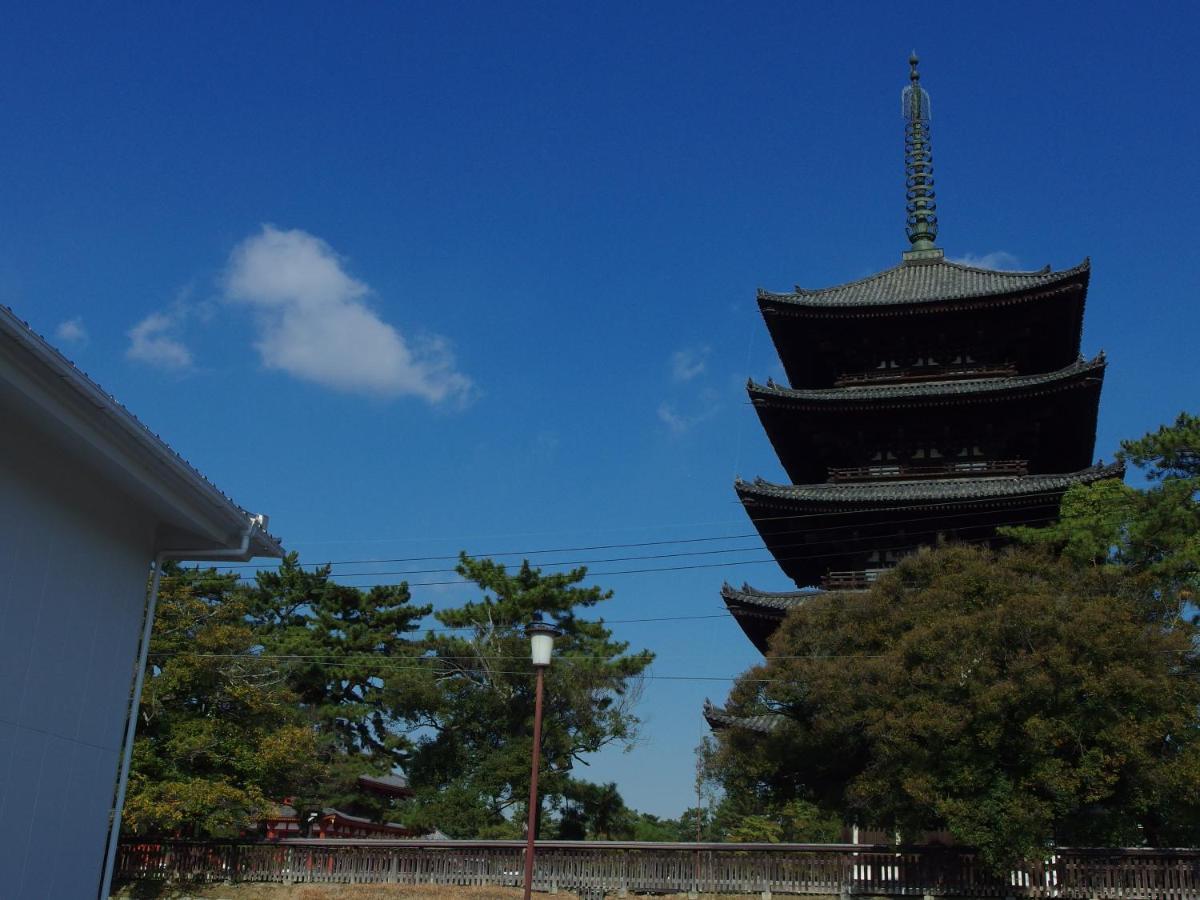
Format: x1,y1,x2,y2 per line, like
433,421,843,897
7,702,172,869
3,2,1198,818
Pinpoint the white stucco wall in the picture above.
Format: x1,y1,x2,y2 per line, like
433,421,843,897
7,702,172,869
0,407,157,898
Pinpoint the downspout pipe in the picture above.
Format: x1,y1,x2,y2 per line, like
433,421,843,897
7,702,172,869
98,518,262,900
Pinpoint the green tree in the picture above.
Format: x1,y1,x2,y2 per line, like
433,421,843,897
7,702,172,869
675,806,723,841
1003,412,1199,602
629,811,682,842
391,554,653,837
727,815,782,843
124,565,325,837
707,545,1200,870
554,779,635,839
242,553,431,817
1120,411,1200,480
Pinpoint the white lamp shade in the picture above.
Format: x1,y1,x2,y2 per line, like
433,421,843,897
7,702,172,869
530,632,555,667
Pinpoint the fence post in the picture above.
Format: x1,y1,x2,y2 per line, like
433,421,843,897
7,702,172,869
283,846,294,885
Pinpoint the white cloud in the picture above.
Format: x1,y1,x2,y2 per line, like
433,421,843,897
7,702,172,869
950,251,1022,270
54,316,88,346
670,346,709,383
126,310,193,370
657,403,690,434
657,395,719,435
224,225,473,404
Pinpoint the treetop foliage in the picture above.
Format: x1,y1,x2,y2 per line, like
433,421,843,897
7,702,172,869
126,565,323,837
707,411,1200,869
391,555,653,837
1117,411,1200,481
127,552,652,840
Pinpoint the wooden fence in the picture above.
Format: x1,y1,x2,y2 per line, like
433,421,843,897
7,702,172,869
115,839,1200,897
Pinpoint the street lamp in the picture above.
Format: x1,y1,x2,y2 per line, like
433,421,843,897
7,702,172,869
522,616,561,900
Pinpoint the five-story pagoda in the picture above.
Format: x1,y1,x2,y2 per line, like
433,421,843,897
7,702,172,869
721,55,1121,655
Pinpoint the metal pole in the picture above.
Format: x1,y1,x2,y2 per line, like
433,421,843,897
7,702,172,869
522,665,546,900
99,523,259,900
97,557,163,900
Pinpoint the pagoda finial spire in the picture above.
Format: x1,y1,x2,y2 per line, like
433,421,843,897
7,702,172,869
902,51,940,259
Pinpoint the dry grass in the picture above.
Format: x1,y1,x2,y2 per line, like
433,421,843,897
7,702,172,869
116,886,527,899
114,884,783,899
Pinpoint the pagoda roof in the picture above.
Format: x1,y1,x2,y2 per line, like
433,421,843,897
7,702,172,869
749,355,1104,405
703,698,785,734
721,582,820,615
758,257,1089,309
737,461,1124,506
723,583,845,653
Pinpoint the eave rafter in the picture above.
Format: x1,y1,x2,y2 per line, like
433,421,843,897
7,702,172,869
721,582,817,619
748,355,1106,410
735,461,1125,510
703,699,786,734
756,259,1090,315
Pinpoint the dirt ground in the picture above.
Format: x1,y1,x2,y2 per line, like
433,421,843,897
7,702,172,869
113,884,782,900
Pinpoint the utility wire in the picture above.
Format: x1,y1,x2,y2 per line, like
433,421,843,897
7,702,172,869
140,653,1200,683
178,508,1058,585
162,530,1048,590
211,492,1072,571
208,515,1054,580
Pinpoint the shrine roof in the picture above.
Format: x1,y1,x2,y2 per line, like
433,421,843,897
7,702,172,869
703,699,786,734
357,773,412,796
758,257,1089,308
736,461,1124,505
749,355,1104,403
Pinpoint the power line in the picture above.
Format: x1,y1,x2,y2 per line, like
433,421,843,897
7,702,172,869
141,652,882,683
216,515,1055,580
162,529,1048,590
148,612,731,636
211,492,1072,572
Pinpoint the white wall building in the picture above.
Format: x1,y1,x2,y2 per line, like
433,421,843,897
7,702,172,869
0,306,283,898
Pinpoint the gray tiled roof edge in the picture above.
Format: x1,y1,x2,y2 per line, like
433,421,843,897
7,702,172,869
703,699,786,734
721,582,821,612
758,258,1089,308
735,461,1125,505
749,354,1105,403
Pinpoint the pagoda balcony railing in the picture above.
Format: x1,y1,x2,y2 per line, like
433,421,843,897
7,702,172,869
821,570,886,591
833,362,1018,387
828,459,1028,482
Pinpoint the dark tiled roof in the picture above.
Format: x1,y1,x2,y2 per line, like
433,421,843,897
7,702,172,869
749,355,1104,404
358,773,411,794
736,462,1124,505
703,698,785,734
758,258,1089,308
321,808,410,830
721,582,818,613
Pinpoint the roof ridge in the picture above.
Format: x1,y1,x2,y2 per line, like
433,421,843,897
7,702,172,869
721,583,816,600
702,698,786,734
748,353,1105,399
788,261,905,296
758,257,1091,307
737,461,1125,499
940,258,1052,276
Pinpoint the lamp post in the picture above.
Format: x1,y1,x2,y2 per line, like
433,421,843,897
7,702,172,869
522,617,561,900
